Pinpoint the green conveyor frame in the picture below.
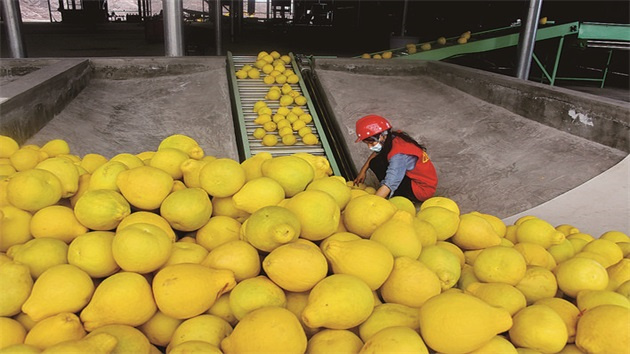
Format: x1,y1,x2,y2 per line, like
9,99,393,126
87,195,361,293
368,21,629,88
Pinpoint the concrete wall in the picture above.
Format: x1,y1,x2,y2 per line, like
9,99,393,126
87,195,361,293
0,59,92,144
425,61,630,153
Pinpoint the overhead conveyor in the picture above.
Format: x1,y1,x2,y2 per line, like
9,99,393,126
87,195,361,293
226,52,344,177
365,21,630,88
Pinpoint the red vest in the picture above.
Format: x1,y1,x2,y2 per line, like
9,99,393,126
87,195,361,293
387,136,438,201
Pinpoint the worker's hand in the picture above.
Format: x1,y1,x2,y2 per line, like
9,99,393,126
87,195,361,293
353,171,366,186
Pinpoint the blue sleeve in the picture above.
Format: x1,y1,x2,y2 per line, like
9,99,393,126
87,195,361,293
381,154,418,197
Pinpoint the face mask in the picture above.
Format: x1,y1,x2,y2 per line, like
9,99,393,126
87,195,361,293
369,143,383,153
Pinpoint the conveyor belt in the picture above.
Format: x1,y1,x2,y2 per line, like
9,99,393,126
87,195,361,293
226,52,342,176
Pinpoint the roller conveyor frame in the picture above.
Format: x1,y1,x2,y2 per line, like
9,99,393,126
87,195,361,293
226,52,342,176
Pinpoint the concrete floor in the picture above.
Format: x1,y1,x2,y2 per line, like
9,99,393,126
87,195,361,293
4,22,629,236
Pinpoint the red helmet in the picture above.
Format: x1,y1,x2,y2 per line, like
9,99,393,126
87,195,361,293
355,115,392,142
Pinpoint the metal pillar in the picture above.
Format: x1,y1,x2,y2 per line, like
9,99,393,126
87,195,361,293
516,0,543,80
215,0,222,55
0,0,27,58
400,0,408,36
163,0,185,56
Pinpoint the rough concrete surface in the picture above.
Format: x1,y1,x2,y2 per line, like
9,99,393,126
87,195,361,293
317,69,628,227
24,67,239,161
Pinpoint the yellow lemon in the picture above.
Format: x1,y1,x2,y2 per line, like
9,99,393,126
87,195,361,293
41,332,117,354
158,134,204,160
221,306,306,353
207,294,237,327
138,310,182,348
306,176,351,210
6,169,62,212
0,164,16,177
116,211,176,241
0,317,27,349
261,134,278,146
509,304,568,353
8,237,68,278
67,231,119,278
534,297,580,343
147,147,188,179
199,158,246,198
281,134,297,145
79,153,108,173
515,266,558,304
112,222,173,273
359,326,429,354
73,189,131,230
343,194,397,238
22,264,94,322
548,238,576,264
379,255,440,308
284,190,340,241
416,206,460,241
247,68,260,79
253,100,267,112
581,238,623,268
0,136,19,158
228,275,286,320
554,257,609,298
420,196,460,214
86,324,151,354
576,289,630,311
302,133,319,145
369,217,421,258
435,240,465,266
263,241,328,292
307,329,363,354
232,176,285,214
516,218,566,248
458,264,480,290
575,304,629,353
556,223,581,236
167,314,232,350
322,238,393,290
513,242,557,270
473,245,527,285
284,290,319,337
418,245,462,291
40,139,70,158
88,160,128,191
301,273,374,330
79,271,156,332
465,282,527,316
261,156,314,197
30,205,87,243
358,303,420,342
195,215,241,251
453,212,503,251
418,291,512,354
388,195,416,216
241,205,300,252
280,55,291,64
161,241,208,268
9,148,44,172
470,335,517,354
24,312,86,350
116,165,174,210
110,153,144,169
200,240,260,282
607,258,630,291
0,205,33,252
0,261,33,317
292,153,333,179
160,187,212,232
35,157,79,198
211,196,250,223
599,230,630,243
413,218,438,247
153,263,236,319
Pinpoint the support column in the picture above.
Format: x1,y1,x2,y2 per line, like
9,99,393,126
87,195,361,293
0,0,27,58
215,0,222,55
516,0,543,80
163,0,185,56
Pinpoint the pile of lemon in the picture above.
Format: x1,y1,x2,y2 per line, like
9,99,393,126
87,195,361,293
235,51,297,85
1,133,629,353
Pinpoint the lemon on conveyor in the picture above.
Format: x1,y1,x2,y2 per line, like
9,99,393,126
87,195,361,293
242,64,253,71
278,127,293,137
420,43,431,51
276,106,290,116
292,120,306,131
299,114,312,124
262,64,274,74
261,135,278,146
286,112,299,123
287,74,299,84
294,96,307,106
247,68,260,79
253,100,267,112
258,107,272,116
280,55,291,64
382,51,393,59
263,122,277,132
279,95,294,107
282,134,297,146
254,114,271,125
302,133,319,145
275,75,287,84
234,69,247,79
277,119,291,130
269,70,282,77
373,54,382,59
257,51,269,59
284,69,295,76
263,75,275,85
457,37,468,44
361,53,371,59
270,50,281,59
265,89,281,100
298,126,312,137
281,83,292,94
262,55,274,64
252,128,266,139
254,59,266,69
272,114,285,123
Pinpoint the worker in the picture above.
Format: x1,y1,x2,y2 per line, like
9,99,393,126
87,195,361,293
353,114,438,202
